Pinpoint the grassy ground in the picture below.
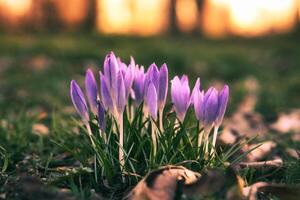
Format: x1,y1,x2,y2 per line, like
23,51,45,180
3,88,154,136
0,32,300,199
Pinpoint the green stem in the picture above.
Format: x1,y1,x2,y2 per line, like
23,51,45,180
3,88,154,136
159,109,164,132
151,119,157,158
86,123,95,147
210,126,219,157
118,114,124,171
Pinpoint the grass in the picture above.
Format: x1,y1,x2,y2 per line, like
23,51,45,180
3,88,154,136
0,32,300,199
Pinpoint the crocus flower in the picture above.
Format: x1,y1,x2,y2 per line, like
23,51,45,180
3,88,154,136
115,71,126,117
132,65,146,106
100,72,113,111
145,82,158,120
193,88,205,122
97,100,106,132
171,75,191,122
157,64,168,111
203,87,219,132
215,85,229,128
85,69,98,116
103,52,119,95
70,80,89,123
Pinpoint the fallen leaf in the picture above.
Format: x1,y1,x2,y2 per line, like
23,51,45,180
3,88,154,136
32,123,49,136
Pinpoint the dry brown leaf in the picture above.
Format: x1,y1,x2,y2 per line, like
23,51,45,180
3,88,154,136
271,109,300,134
126,166,244,200
235,158,283,171
125,166,199,200
32,123,49,136
243,182,300,200
246,141,276,162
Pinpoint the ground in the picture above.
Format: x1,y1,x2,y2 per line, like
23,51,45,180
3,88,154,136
0,32,300,199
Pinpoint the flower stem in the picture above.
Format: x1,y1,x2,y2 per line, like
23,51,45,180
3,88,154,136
159,109,164,132
118,114,124,171
85,123,97,183
198,129,204,148
210,126,219,157
86,123,95,147
151,119,157,157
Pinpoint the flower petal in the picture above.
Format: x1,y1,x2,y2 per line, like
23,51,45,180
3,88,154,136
100,72,113,111
70,80,89,122
215,85,229,127
158,63,168,110
146,82,158,120
85,69,98,116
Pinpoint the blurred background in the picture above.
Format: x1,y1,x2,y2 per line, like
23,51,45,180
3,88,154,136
0,0,300,122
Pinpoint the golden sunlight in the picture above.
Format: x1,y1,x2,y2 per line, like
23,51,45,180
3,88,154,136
55,0,89,26
97,0,169,36
0,0,32,18
202,0,299,37
176,0,198,32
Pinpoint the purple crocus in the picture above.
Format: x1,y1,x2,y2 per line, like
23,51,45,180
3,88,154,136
70,80,89,123
215,85,229,128
103,52,119,95
116,71,126,116
203,87,219,132
145,82,158,120
171,75,191,122
100,72,113,111
85,69,98,116
157,64,168,111
132,65,146,107
97,100,106,132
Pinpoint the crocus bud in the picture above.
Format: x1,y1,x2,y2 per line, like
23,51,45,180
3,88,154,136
193,88,205,122
203,87,219,132
144,63,159,93
97,100,106,132
100,72,113,111
158,64,168,111
124,63,135,100
132,66,145,106
104,52,119,92
190,78,200,105
70,80,89,123
145,82,158,120
215,85,229,127
116,71,126,115
85,69,98,116
171,75,191,122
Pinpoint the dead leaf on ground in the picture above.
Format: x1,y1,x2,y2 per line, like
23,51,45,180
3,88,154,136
245,141,276,162
32,123,49,136
243,181,300,200
270,109,300,134
125,166,243,200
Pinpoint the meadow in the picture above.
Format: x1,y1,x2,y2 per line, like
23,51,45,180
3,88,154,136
0,32,300,199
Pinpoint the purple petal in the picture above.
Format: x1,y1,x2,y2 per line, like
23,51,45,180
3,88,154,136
215,85,229,127
144,63,159,95
104,52,119,91
132,66,145,106
158,64,168,110
116,71,126,114
194,89,204,122
171,75,191,122
203,87,219,129
70,80,89,122
146,82,158,120
100,72,113,111
124,64,134,100
190,78,200,105
97,101,106,131
85,69,98,116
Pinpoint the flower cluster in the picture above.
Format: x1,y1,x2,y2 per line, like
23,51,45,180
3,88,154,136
70,52,229,168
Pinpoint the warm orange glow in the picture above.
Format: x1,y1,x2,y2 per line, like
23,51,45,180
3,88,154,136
176,0,198,32
202,0,229,38
202,0,299,37
0,0,32,18
97,0,169,36
55,0,89,26
228,0,297,36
